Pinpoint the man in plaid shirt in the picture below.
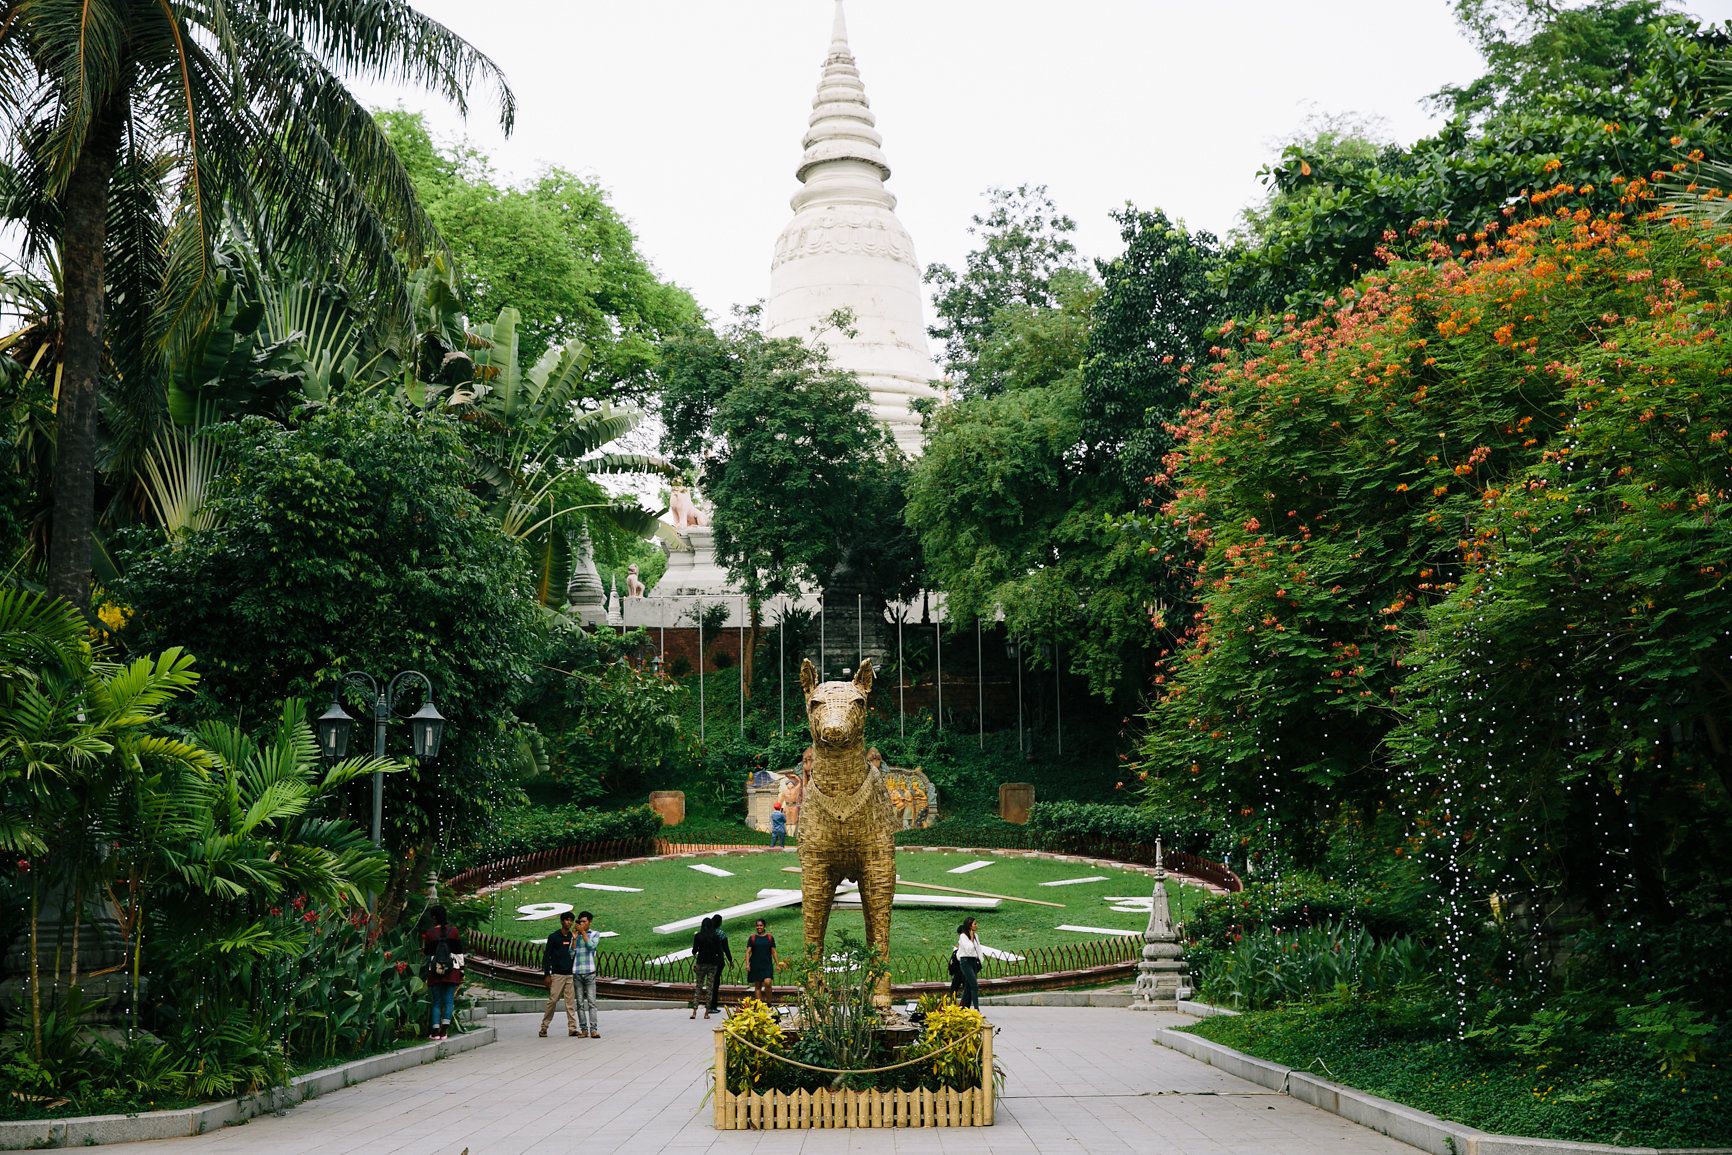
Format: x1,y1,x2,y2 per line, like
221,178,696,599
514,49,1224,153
571,911,602,1038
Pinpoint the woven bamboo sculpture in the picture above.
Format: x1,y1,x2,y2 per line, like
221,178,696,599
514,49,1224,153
797,657,896,1005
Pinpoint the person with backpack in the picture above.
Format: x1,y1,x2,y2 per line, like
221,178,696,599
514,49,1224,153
689,915,730,1019
954,916,983,1009
421,904,465,1040
769,801,787,848
539,911,579,1038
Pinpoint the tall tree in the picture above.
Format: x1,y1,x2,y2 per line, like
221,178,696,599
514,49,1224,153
0,0,514,613
924,184,1084,394
377,111,700,401
658,312,911,695
1232,0,1729,311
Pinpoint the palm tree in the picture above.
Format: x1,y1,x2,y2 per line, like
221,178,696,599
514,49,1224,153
0,0,515,613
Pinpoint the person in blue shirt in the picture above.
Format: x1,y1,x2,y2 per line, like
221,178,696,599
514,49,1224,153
571,911,602,1038
770,801,787,847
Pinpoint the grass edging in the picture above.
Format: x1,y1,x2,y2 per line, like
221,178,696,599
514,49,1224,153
1154,1025,1732,1155
0,1025,496,1150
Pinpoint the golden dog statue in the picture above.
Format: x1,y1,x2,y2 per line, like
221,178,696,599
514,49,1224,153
797,657,895,1005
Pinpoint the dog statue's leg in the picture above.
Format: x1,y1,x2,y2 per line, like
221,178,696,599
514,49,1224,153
802,859,837,966
859,844,896,1007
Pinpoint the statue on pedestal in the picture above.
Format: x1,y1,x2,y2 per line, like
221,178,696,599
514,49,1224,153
796,658,894,1006
625,563,646,598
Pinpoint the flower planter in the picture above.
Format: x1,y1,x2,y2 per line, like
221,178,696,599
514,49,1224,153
711,1025,995,1129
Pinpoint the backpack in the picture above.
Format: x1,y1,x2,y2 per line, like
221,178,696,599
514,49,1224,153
428,929,455,978
947,950,960,980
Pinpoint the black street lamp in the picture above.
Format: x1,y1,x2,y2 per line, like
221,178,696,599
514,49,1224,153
319,670,447,846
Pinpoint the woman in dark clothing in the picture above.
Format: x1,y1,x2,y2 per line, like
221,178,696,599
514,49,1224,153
745,917,778,1003
690,915,724,1020
421,903,464,1039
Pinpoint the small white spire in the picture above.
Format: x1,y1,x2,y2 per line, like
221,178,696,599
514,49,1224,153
830,0,849,54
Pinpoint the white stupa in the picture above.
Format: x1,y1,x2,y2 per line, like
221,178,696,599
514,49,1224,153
763,0,941,456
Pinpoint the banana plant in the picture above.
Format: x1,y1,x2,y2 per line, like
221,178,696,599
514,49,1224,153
442,306,670,604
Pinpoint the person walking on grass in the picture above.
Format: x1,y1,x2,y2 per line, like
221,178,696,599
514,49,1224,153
572,910,602,1038
421,904,464,1040
745,918,778,1003
955,916,984,1009
540,911,579,1038
685,914,720,1018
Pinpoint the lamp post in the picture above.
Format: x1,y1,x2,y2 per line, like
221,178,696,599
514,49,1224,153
316,670,447,847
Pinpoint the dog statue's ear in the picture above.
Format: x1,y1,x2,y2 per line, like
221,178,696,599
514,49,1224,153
800,658,819,699
853,658,875,696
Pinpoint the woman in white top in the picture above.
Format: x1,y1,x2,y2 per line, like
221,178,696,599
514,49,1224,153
954,917,983,1008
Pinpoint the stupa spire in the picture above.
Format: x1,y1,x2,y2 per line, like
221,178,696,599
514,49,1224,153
764,2,941,455
830,0,849,53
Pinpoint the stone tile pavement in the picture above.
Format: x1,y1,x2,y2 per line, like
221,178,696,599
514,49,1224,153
134,1006,1419,1154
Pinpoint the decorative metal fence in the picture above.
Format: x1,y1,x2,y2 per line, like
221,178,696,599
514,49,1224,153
464,928,1141,989
445,838,656,893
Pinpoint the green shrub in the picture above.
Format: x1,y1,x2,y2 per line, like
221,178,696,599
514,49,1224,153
1183,872,1421,980
454,803,660,868
1185,994,1732,1147
1194,921,1437,1009
1026,800,1226,856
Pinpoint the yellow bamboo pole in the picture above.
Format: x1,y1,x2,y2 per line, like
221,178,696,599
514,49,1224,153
981,1023,995,1125
714,1029,728,1128
893,877,1066,908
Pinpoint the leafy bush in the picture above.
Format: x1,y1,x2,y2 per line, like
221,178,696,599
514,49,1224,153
1194,921,1436,1010
1186,993,1732,1147
1026,800,1226,856
1183,872,1421,980
886,1001,990,1092
454,804,661,868
719,998,785,1094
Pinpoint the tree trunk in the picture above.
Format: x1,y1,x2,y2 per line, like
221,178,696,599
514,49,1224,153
45,97,125,615
741,599,762,702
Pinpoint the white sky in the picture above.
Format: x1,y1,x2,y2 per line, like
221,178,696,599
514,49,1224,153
360,0,1732,324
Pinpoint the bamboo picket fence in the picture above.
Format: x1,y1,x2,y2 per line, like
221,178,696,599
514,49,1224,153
711,1025,994,1129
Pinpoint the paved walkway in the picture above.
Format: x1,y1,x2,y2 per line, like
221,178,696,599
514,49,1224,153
135,1007,1417,1154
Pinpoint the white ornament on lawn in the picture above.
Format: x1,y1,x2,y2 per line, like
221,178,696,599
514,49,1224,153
688,863,735,877
947,860,995,874
515,902,574,921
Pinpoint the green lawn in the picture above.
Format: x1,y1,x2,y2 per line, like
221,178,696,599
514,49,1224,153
481,849,1203,970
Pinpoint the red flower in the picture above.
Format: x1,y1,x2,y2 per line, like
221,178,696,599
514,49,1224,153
16,860,29,872
394,962,409,975
268,907,282,917
302,911,319,923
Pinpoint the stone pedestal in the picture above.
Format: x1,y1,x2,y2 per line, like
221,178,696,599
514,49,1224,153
998,782,1035,824
0,884,134,1021
649,790,685,827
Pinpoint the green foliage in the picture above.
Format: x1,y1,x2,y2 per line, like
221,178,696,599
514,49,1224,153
720,997,785,1094
924,184,1085,393
451,803,661,869
782,930,890,1090
1082,207,1239,493
1614,992,1719,1079
1182,875,1423,982
908,203,1192,702
1026,800,1226,856
112,393,543,867
1193,921,1437,1010
376,111,699,398
889,1001,989,1092
517,621,687,803
1185,995,1732,1147
658,312,917,622
1232,2,1730,311
1144,204,1732,971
